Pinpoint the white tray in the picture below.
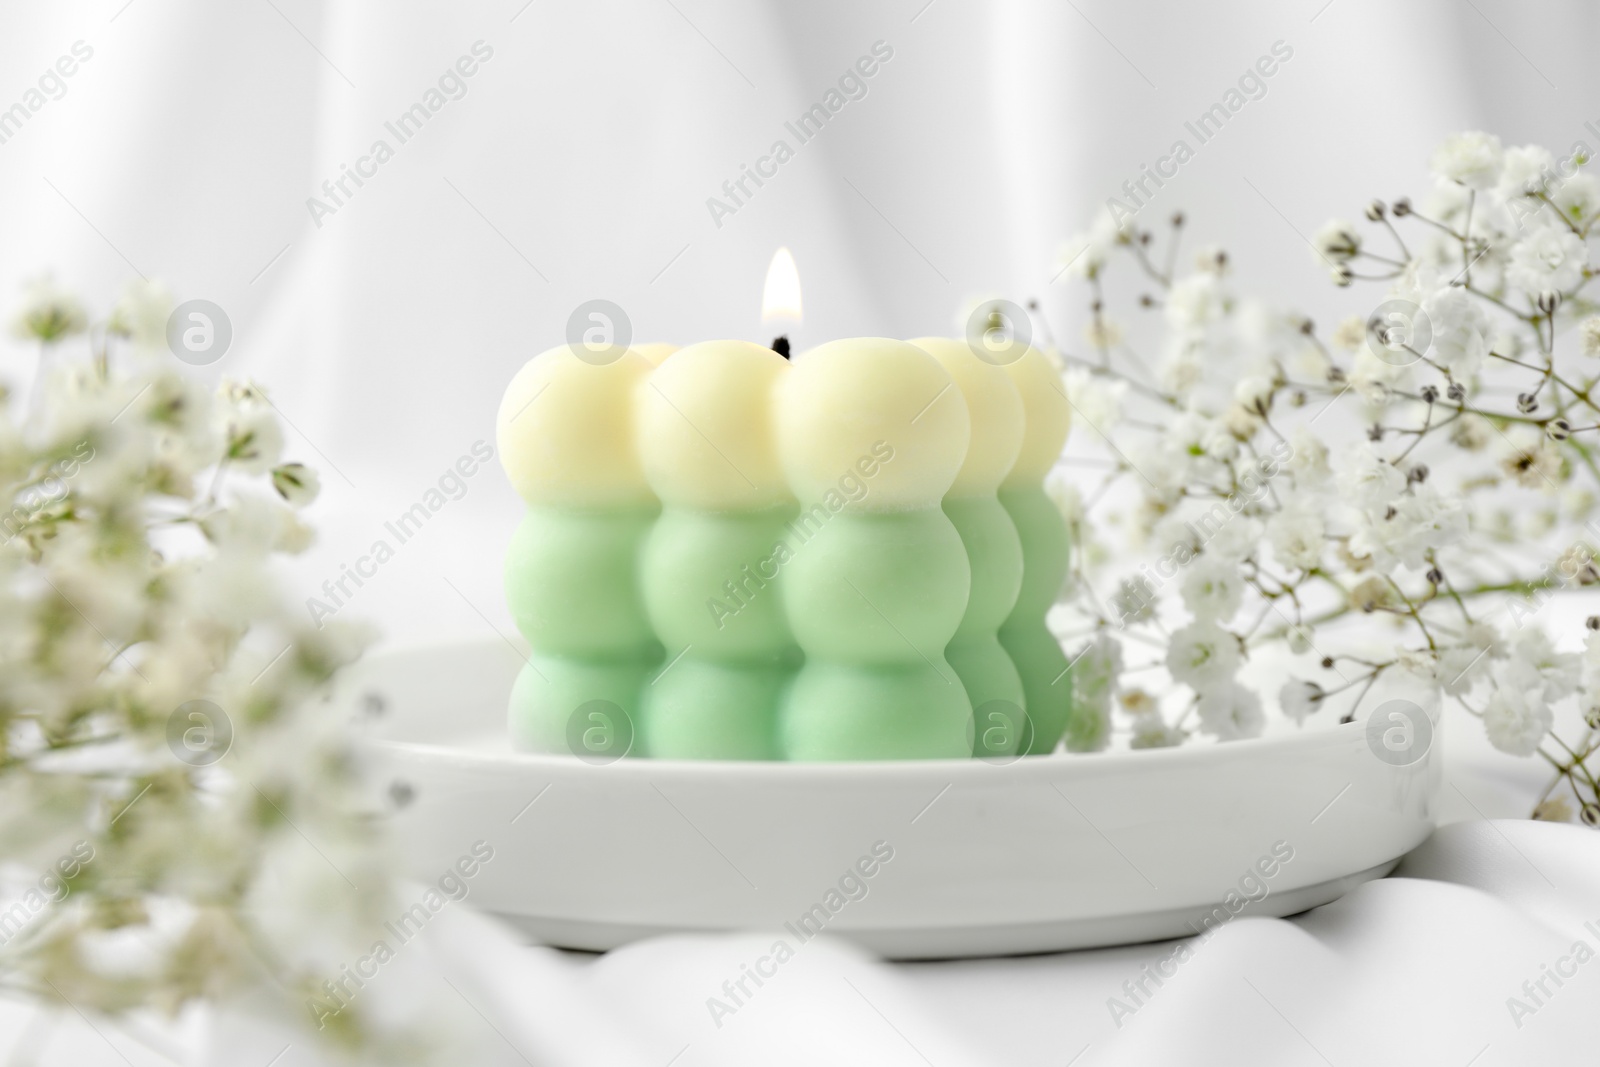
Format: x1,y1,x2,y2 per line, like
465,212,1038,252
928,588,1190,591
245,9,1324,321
349,639,1440,959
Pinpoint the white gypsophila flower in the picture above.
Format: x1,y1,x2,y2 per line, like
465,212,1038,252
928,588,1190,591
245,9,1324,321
1149,512,1201,559
1119,688,1157,716
1551,173,1600,227
1482,672,1552,757
1311,219,1361,264
1129,713,1186,749
1063,367,1127,437
1501,428,1562,488
1510,628,1581,702
1285,425,1331,487
1330,315,1366,352
1180,554,1244,623
1160,350,1203,397
1197,681,1264,741
1083,318,1125,349
1348,573,1393,611
1352,485,1468,572
1497,145,1556,198
1349,346,1405,403
1267,500,1324,572
1165,273,1230,331
1056,208,1125,280
1439,645,1489,695
11,274,89,342
1396,647,1438,685
107,279,175,349
1202,425,1240,462
1507,229,1588,295
1421,177,1475,231
1111,576,1157,626
1431,130,1503,189
1423,284,1490,380
1286,623,1314,655
1166,619,1240,689
1337,446,1407,514
1067,632,1120,753
1222,403,1262,441
202,490,313,556
1581,631,1600,693
1580,317,1600,357
1232,375,1273,416
214,382,285,475
1204,514,1262,563
271,462,321,508
1277,679,1323,725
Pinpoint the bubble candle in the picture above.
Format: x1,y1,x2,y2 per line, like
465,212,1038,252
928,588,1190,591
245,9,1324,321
496,346,662,758
635,340,797,759
774,338,973,760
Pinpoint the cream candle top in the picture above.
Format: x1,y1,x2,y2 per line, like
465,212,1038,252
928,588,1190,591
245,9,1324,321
495,345,655,506
907,337,1025,496
778,337,969,511
1000,346,1071,487
634,339,790,511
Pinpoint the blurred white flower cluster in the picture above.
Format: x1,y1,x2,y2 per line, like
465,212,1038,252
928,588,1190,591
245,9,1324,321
0,280,428,1056
1047,132,1600,826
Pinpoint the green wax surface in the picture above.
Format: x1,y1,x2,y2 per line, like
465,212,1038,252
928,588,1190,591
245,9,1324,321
637,507,799,759
779,509,972,760
641,657,786,760
998,486,1074,754
505,505,660,657
942,496,1027,757
505,505,661,757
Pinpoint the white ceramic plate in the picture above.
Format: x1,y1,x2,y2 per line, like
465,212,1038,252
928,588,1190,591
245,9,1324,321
350,639,1441,959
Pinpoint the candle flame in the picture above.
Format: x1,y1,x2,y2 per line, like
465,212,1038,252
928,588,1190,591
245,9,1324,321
761,247,802,323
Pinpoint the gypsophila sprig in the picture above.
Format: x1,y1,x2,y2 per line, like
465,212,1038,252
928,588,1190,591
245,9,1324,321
1027,131,1599,825
0,279,438,1059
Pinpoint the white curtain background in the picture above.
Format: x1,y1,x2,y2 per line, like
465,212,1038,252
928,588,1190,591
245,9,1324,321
2,1,1599,1062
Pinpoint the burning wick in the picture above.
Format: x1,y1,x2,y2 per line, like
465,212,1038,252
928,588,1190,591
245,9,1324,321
761,247,801,357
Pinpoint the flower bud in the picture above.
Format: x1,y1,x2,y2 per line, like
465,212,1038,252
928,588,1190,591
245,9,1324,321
1392,197,1412,217
1365,199,1386,221
1584,804,1600,829
1447,382,1465,401
1517,393,1538,414
1426,567,1443,585
1332,265,1353,287
1548,418,1572,441
1537,291,1562,315
1420,384,1439,403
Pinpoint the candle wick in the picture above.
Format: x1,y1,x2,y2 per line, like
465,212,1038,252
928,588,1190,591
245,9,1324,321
771,335,791,360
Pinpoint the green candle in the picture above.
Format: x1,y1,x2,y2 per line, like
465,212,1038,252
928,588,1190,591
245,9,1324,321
908,338,1028,758
774,338,973,760
996,347,1074,754
497,345,662,760
634,340,797,759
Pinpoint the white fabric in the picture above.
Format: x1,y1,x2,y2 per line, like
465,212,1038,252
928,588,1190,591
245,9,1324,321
191,817,1600,1066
